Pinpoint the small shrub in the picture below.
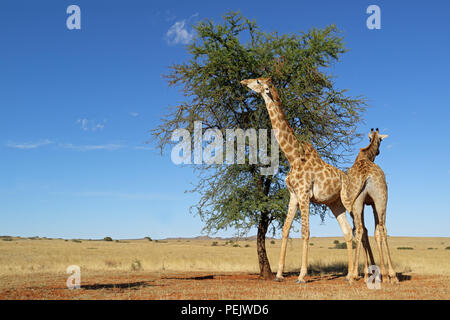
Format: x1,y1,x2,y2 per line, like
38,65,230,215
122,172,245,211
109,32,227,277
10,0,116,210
105,260,119,268
71,239,82,243
1,238,12,242
445,247,450,250
245,244,250,247
232,243,240,247
211,241,218,246
270,240,276,245
334,242,347,249
144,237,152,241
332,241,356,249
333,240,340,245
397,247,414,250
131,259,143,271
104,237,113,242
310,243,314,246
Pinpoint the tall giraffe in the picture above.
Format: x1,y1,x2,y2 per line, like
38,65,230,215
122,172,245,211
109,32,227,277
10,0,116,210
341,128,399,284
241,77,356,283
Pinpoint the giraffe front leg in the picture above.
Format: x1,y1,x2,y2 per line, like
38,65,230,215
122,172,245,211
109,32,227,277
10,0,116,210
380,225,399,284
275,192,298,282
296,196,310,284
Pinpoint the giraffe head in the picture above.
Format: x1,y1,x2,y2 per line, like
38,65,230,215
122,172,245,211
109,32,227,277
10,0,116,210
368,128,388,142
367,128,388,156
240,78,272,95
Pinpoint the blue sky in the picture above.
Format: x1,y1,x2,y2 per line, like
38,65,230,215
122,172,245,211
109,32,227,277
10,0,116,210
1,0,449,239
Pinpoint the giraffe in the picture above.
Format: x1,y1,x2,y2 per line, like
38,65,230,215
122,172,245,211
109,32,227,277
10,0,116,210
341,128,399,284
240,77,357,283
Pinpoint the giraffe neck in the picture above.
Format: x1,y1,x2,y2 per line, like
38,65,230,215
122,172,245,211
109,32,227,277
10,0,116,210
261,86,302,164
357,137,380,162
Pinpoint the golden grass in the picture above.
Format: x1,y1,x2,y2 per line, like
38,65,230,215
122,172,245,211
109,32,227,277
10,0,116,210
0,236,449,277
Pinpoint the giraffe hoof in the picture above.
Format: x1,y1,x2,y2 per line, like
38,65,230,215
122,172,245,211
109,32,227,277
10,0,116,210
274,277,284,282
295,279,306,284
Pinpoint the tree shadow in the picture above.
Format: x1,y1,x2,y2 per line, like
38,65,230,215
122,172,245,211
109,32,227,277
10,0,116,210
81,281,154,290
162,275,215,281
275,262,348,283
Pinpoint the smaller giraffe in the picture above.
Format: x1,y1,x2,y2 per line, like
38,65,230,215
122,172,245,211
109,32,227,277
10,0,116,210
341,128,399,284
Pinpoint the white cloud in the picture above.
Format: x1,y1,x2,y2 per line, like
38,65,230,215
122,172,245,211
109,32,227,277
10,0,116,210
164,10,177,22
166,20,194,45
60,143,124,151
76,119,106,131
50,191,177,201
77,118,89,131
7,139,53,149
134,146,152,150
130,112,139,117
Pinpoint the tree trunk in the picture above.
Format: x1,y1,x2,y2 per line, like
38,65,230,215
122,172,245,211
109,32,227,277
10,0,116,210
256,212,274,280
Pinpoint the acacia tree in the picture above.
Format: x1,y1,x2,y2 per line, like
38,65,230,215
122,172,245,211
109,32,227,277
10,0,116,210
152,12,366,279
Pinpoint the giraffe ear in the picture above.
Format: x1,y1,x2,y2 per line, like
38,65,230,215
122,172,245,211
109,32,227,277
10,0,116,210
379,134,388,140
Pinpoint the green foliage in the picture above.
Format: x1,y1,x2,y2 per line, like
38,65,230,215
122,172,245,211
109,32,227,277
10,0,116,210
104,237,113,242
331,240,356,249
144,237,153,241
71,239,82,243
445,247,450,250
270,240,276,244
211,241,219,246
153,11,366,240
397,247,414,250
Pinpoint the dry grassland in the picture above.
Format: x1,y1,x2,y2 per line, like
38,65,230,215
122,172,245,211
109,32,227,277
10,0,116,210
0,236,449,299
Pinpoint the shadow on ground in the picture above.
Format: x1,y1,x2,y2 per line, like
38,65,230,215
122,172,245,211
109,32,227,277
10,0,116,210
397,273,412,282
274,262,413,283
162,275,216,280
81,281,154,290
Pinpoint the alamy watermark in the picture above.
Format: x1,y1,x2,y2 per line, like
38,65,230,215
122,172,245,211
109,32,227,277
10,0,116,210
366,5,381,30
171,121,280,175
66,265,81,289
366,265,382,289
66,5,81,30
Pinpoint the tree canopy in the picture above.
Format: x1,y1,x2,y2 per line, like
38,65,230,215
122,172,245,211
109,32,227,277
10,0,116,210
152,11,366,278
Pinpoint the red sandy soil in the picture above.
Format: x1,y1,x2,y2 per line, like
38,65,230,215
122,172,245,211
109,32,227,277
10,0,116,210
0,272,449,300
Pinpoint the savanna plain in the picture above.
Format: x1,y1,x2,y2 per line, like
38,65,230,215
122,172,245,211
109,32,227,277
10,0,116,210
0,236,449,299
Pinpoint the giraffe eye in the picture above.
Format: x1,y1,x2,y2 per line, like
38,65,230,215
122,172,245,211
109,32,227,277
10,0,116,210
257,80,260,84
